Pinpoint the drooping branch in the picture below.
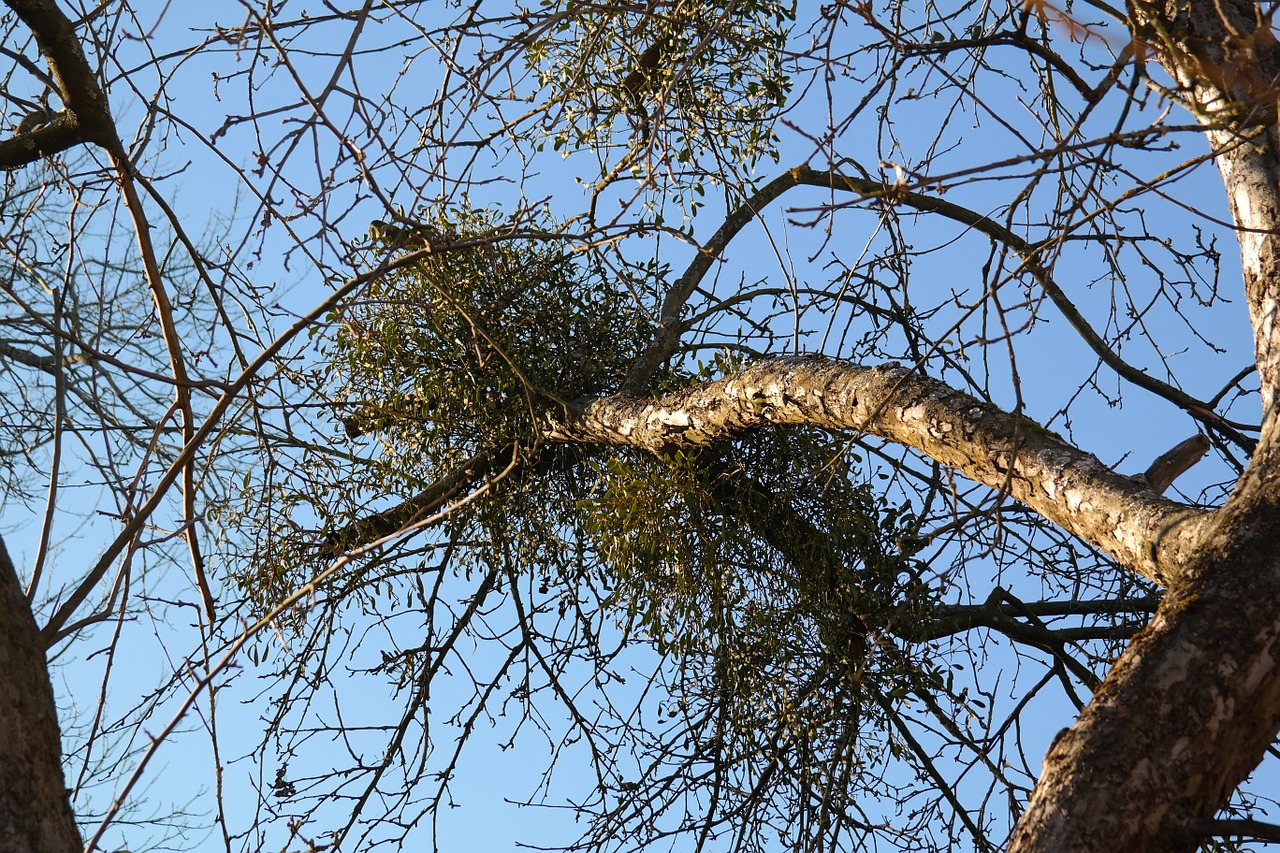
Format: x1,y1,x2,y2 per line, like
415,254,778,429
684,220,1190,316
552,356,1213,585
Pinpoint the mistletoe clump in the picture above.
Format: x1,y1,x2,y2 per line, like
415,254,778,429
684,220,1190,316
333,205,652,478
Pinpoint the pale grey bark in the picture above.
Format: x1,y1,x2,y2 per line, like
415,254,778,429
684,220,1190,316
553,357,1211,586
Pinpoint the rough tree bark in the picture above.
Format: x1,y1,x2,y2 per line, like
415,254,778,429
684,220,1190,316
0,535,81,852
550,2,1280,849
552,357,1211,586
1005,2,1280,850
545,355,1276,851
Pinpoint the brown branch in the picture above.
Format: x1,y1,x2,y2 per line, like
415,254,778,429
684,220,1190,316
621,169,804,394
39,248,419,646
1141,433,1212,493
3,0,217,621
0,109,82,167
903,587,1158,687
323,446,506,554
112,163,215,622
788,165,1256,451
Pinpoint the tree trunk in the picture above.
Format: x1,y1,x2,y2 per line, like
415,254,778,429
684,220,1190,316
1010,1,1280,849
0,535,81,852
1009,426,1280,852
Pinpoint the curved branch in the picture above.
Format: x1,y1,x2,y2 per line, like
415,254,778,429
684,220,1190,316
622,162,1250,449
788,166,1256,451
621,169,804,394
553,356,1214,585
0,109,82,167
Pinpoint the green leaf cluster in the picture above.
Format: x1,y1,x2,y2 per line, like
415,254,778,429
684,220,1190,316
580,426,934,717
334,204,652,478
575,426,945,839
526,0,795,173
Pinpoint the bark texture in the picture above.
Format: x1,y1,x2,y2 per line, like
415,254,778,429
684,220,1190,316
1009,427,1280,852
1008,2,1280,850
0,536,81,852
554,357,1211,585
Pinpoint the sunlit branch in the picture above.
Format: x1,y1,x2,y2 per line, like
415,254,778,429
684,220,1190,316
555,356,1212,585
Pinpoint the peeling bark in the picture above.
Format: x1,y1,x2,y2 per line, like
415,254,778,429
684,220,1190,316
553,356,1211,585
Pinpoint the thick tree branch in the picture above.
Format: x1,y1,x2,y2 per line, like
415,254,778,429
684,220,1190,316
0,339,86,373
1010,435,1280,851
1191,818,1280,843
1141,433,1212,493
553,356,1212,585
1009,4,1280,851
905,589,1158,645
0,0,121,168
0,109,82,167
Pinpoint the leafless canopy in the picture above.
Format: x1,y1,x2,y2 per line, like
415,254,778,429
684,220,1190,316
2,2,1279,853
